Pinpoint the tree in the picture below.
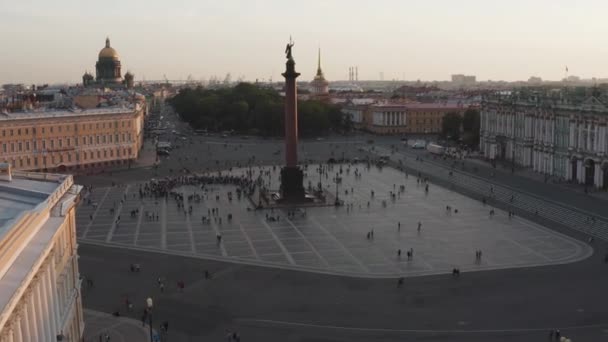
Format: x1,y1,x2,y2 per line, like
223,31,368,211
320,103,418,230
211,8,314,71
169,82,346,136
441,112,462,141
461,108,480,147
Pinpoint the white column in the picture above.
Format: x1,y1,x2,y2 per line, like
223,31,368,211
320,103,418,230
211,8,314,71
14,317,23,342
42,268,56,338
50,262,61,331
577,160,584,183
32,280,48,341
595,163,601,188
25,298,37,342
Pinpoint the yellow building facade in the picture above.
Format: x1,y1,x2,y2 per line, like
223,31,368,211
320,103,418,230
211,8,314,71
0,104,145,172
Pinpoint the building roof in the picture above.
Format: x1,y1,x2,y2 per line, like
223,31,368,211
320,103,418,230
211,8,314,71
0,106,139,121
0,175,61,233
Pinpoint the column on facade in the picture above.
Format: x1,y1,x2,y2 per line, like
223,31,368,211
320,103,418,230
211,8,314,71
382,112,386,126
50,258,62,332
577,160,584,183
25,297,37,342
42,266,57,338
32,278,50,341
569,121,576,148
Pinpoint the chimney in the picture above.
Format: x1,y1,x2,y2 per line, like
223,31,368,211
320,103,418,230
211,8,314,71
0,163,12,182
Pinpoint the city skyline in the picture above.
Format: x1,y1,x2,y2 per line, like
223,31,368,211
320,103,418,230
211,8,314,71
1,0,608,84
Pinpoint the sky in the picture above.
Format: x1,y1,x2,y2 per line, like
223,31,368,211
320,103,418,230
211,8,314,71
1,0,607,84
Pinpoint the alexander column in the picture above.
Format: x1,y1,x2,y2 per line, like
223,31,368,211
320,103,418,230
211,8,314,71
280,38,305,201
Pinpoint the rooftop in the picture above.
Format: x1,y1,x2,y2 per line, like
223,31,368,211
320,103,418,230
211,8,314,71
0,175,62,231
0,105,140,121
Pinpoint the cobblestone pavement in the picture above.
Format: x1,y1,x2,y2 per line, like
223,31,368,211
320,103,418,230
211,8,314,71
76,164,591,277
369,145,608,242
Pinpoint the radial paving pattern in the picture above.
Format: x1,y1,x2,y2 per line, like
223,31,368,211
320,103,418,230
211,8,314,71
76,165,592,277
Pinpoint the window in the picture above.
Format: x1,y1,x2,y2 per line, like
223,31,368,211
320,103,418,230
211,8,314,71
97,151,100,158
83,137,86,145
59,155,63,163
103,150,107,158
89,136,93,145
18,142,22,151
68,154,71,162
109,135,112,143
67,138,71,146
1,130,4,137
110,149,114,157
10,129,13,136
26,142,30,150
116,134,119,142
25,128,28,134
58,126,62,132
96,123,99,129
42,140,46,149
103,136,106,144
10,143,14,152
50,127,54,133
121,121,125,128
59,139,63,148
33,141,37,150
96,136,100,144
42,127,45,134
51,140,55,148
2,144,5,153
90,151,94,159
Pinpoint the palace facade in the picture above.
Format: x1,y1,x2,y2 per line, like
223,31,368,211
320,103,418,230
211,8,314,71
480,90,608,188
0,165,84,341
0,97,146,172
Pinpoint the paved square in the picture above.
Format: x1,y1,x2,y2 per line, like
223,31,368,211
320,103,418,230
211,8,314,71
76,164,591,277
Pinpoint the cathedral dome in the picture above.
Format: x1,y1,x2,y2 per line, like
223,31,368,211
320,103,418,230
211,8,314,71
98,37,119,60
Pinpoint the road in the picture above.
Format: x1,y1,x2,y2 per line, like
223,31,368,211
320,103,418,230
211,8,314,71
79,242,608,342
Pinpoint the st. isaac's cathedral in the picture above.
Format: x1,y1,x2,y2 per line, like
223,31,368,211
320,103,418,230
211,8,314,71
82,37,134,88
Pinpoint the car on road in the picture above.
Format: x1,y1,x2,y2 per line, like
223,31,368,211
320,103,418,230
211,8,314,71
157,149,170,156
316,137,324,141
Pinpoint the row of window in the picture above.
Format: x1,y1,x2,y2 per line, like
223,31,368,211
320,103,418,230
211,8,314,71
1,133,134,153
4,147,134,168
0,120,133,137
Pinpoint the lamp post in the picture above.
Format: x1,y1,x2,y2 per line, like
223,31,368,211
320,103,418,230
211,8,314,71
146,297,153,342
334,172,341,206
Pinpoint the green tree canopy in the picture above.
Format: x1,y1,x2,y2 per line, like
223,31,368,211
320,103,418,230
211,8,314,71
168,82,351,137
441,112,463,141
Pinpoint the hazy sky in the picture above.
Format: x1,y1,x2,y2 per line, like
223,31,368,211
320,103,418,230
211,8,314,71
1,0,607,84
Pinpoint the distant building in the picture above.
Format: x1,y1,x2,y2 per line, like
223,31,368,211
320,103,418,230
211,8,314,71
451,74,476,86
0,166,84,341
309,48,329,98
480,90,608,188
528,76,542,84
82,37,134,88
0,91,147,172
343,101,468,135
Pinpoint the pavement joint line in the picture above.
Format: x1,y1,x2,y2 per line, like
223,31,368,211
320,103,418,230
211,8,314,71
309,216,371,273
259,216,296,265
237,222,260,261
105,185,131,243
182,193,196,253
160,198,167,249
82,187,111,239
236,318,608,334
133,204,144,246
207,214,228,258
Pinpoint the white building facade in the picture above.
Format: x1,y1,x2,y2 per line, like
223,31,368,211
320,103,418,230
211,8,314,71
0,166,84,341
480,92,608,189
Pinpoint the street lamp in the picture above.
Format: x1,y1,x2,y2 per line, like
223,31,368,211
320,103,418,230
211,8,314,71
334,172,341,206
146,297,154,342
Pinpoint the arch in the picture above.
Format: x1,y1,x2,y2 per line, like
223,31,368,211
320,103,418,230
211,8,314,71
57,164,67,172
584,159,595,186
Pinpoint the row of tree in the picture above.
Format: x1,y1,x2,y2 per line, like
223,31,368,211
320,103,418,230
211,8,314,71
441,108,480,147
168,83,351,136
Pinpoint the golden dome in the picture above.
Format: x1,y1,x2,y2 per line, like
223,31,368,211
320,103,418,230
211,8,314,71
98,37,119,59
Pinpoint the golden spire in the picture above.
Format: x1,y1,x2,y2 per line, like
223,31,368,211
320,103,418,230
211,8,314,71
316,47,323,76
105,36,110,48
